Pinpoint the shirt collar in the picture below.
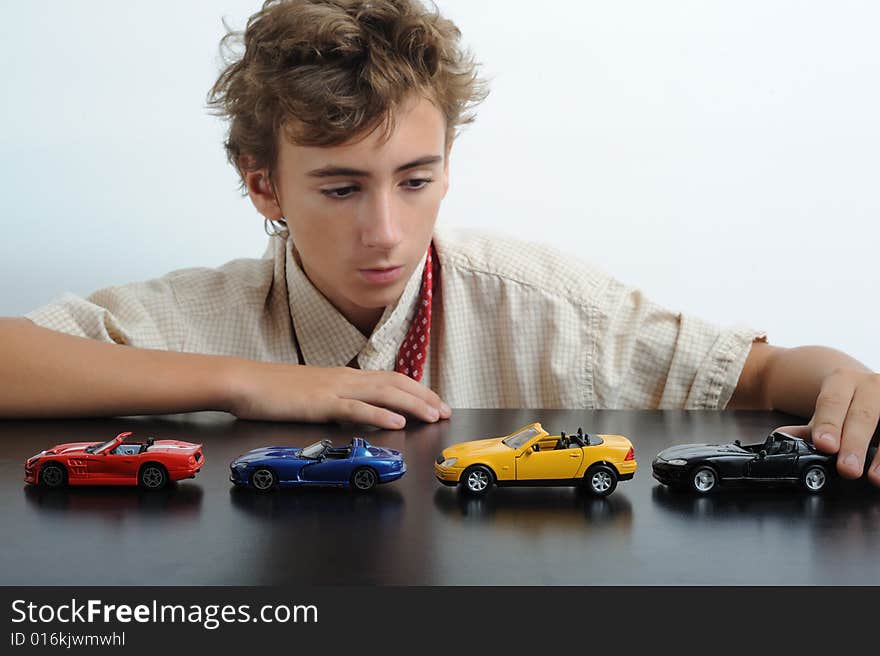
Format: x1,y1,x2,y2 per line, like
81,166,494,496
281,236,428,370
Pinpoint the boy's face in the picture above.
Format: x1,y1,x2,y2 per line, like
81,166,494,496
246,95,450,332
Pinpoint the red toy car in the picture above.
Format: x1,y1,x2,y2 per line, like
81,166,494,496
24,432,204,490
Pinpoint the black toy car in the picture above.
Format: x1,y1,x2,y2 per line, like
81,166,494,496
652,431,836,494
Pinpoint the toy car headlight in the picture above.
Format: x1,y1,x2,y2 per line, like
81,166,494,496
440,458,457,467
232,462,249,470
666,459,688,466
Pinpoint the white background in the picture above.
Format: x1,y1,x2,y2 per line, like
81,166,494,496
2,0,878,369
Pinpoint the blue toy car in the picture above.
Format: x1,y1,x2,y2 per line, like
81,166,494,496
229,438,406,492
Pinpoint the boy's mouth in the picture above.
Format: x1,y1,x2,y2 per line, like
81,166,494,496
358,265,404,285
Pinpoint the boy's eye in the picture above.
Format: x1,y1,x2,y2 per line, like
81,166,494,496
403,178,434,190
320,179,434,200
321,186,358,199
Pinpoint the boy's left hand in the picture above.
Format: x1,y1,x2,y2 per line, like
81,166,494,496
776,368,880,485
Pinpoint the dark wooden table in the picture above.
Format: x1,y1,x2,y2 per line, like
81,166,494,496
2,409,878,585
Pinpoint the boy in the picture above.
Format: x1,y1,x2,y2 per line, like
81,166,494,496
1,0,878,486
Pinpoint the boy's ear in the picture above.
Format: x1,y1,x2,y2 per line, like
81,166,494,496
239,156,283,221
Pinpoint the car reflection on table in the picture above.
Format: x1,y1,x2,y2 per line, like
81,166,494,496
433,485,633,530
23,483,203,516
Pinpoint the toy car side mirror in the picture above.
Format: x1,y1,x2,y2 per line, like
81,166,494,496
758,450,767,459
734,439,741,447
532,444,540,452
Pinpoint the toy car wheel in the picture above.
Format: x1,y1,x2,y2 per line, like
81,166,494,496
39,463,67,488
802,465,828,493
351,467,378,492
461,465,493,496
690,466,718,494
138,464,168,490
585,464,618,497
250,468,277,493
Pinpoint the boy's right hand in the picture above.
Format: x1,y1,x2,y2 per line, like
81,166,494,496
223,361,451,429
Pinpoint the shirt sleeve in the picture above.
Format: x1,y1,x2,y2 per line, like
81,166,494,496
591,275,766,410
24,278,187,351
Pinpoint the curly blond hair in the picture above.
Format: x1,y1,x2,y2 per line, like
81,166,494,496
208,0,489,189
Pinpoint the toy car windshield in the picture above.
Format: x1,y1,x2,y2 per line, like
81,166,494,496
85,437,118,454
300,439,332,459
502,426,543,449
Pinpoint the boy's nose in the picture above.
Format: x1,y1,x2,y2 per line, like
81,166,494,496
360,189,402,250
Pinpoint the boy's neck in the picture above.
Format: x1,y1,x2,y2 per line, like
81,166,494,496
348,307,385,338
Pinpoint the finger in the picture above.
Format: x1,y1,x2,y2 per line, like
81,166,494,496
376,371,451,418
289,393,384,425
347,383,442,423
335,398,406,430
810,373,857,453
837,383,880,479
867,447,880,487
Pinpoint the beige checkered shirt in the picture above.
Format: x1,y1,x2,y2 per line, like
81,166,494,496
26,227,764,409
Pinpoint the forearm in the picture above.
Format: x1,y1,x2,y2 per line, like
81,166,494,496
759,345,872,417
0,318,240,418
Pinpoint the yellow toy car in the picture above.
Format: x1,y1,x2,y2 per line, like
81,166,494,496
434,423,637,497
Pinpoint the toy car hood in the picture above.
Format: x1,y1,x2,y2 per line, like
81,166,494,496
233,446,303,464
442,437,508,458
657,443,750,460
34,442,103,457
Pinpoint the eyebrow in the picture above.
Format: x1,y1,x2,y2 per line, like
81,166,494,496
306,155,443,178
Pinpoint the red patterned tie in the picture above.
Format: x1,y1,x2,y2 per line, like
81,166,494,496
395,242,438,382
